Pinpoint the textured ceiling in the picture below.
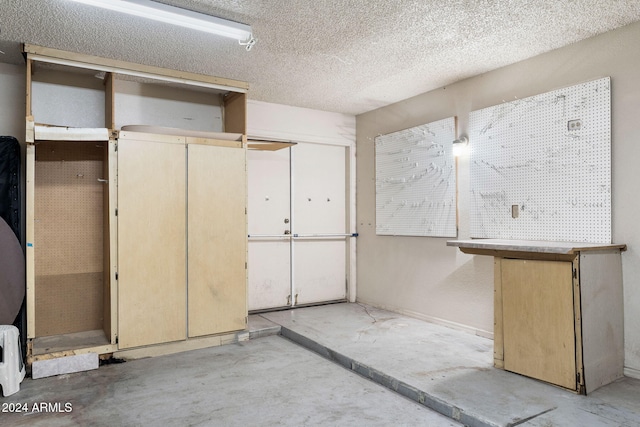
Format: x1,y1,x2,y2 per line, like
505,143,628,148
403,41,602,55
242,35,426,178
1,0,640,115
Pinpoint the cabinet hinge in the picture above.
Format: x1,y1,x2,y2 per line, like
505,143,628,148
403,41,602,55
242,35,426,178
245,262,247,269
115,208,118,216
115,336,119,344
576,372,581,384
573,269,578,279
115,272,118,280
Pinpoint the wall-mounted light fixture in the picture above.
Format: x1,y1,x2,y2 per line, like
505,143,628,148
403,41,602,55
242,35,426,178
452,136,469,157
68,0,256,50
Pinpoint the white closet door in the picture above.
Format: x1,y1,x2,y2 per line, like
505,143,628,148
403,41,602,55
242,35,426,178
293,143,347,305
247,148,291,311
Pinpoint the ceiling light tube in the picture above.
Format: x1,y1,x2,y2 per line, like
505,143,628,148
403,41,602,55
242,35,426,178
68,0,255,47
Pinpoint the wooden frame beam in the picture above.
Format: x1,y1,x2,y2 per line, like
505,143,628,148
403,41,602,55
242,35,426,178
24,44,249,93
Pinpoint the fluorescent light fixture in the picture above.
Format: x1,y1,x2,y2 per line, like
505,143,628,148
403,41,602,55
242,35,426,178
68,0,256,50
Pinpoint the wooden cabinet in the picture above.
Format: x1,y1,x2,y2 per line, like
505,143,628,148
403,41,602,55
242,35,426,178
116,131,248,349
24,45,249,365
448,239,626,394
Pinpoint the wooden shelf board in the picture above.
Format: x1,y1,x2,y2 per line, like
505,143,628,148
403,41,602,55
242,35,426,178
447,239,626,255
34,124,110,142
32,329,110,356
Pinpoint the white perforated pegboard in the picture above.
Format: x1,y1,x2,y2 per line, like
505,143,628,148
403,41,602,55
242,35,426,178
375,117,457,237
469,77,611,243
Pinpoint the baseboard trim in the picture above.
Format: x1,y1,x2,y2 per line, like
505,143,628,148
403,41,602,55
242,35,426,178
114,331,248,360
356,299,494,340
624,366,640,380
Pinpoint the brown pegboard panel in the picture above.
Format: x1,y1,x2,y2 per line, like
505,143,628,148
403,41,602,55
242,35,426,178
34,141,106,336
34,141,105,276
34,273,103,337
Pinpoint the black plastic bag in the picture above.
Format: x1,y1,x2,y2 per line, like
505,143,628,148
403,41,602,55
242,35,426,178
0,136,20,242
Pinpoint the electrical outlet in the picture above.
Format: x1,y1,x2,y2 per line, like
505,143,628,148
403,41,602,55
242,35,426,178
568,119,582,131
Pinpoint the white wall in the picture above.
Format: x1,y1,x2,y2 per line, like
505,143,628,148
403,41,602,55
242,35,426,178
32,69,105,128
30,70,223,132
247,100,355,146
114,80,223,132
356,21,640,375
0,63,26,139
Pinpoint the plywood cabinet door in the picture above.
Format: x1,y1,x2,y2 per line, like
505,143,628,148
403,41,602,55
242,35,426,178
187,141,247,337
117,137,187,349
501,259,576,390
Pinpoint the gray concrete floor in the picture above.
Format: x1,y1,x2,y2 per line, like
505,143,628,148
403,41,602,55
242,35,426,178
4,302,639,426
260,303,640,427
2,333,459,426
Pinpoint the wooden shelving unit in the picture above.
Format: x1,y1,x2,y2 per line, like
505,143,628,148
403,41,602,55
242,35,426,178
24,44,249,365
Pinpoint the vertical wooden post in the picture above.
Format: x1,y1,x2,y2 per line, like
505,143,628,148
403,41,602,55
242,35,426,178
102,142,111,340
572,255,585,394
25,56,35,341
493,257,504,368
108,135,119,344
25,145,35,339
25,58,32,118
105,72,115,130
